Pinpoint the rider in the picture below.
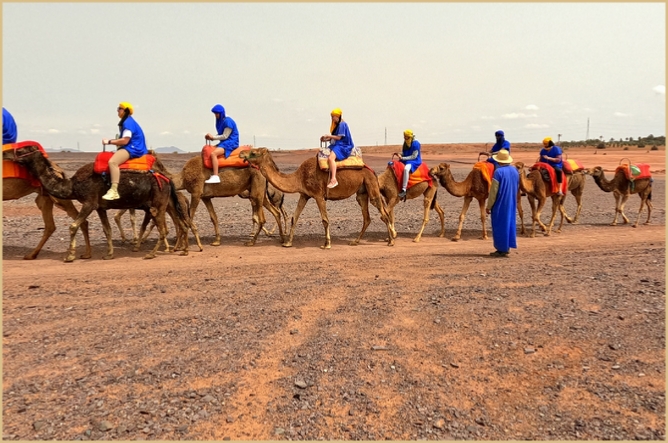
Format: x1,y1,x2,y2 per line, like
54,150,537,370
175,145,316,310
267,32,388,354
396,129,422,199
538,136,564,196
204,104,240,184
3,107,18,144
485,130,511,167
320,108,354,189
101,102,149,200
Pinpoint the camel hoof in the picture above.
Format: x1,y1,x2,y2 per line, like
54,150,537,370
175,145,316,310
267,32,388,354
179,251,189,256
132,247,140,253
451,237,460,242
282,243,293,248
211,241,221,246
643,222,651,225
64,256,76,263
103,254,114,260
609,223,617,226
412,238,421,243
23,254,37,260
632,225,638,228
80,253,92,259
320,244,332,250
438,233,446,238
244,241,256,246
143,254,156,260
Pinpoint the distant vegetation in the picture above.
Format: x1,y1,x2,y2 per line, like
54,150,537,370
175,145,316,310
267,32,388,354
561,134,665,150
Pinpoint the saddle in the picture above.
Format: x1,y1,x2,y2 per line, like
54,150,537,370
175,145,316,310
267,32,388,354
388,161,432,189
3,141,49,187
202,145,251,170
616,163,652,181
94,152,156,174
531,162,567,195
563,158,585,174
473,161,495,191
317,145,365,171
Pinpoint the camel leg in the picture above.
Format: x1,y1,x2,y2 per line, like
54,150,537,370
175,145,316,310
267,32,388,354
114,209,128,244
262,197,286,244
572,190,584,223
144,206,168,260
350,193,372,246
314,197,332,249
533,197,549,235
201,197,222,246
526,195,538,238
96,209,115,260
433,200,446,239
618,193,631,225
24,194,56,260
413,194,432,243
451,196,472,241
544,196,561,236
134,211,153,252
55,199,92,259
383,197,399,240
284,194,310,248
65,204,95,262
517,191,526,236
477,197,488,240
368,194,394,246
245,196,266,247
642,188,653,225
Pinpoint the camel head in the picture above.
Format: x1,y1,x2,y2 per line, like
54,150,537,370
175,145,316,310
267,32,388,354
238,147,269,163
513,161,525,172
428,162,450,178
2,143,43,164
588,166,604,178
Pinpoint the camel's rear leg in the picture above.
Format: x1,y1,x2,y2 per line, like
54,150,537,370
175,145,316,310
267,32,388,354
201,197,223,246
517,191,526,236
55,198,92,259
314,197,332,249
284,194,310,248
144,207,168,260
634,188,653,227
369,194,394,246
350,193,372,246
24,194,56,260
476,197,488,240
412,194,433,243
262,196,286,244
452,196,473,241
382,196,399,240
433,199,446,239
96,209,115,261
65,204,95,262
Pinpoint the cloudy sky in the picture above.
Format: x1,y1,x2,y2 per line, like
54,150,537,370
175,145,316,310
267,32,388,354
3,2,665,152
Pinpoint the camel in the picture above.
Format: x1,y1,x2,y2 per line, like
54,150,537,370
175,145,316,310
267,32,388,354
162,154,286,247
3,177,91,260
428,162,490,241
377,166,445,242
3,144,189,261
514,162,571,237
559,170,587,225
588,166,652,227
238,148,394,249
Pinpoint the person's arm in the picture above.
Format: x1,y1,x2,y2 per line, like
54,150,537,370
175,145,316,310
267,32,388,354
210,127,232,141
104,129,131,147
400,149,419,161
486,179,500,213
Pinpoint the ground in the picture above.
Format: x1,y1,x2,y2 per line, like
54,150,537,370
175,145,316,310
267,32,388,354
2,144,665,440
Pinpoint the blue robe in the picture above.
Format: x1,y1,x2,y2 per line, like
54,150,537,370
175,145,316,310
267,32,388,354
490,165,519,253
215,115,240,158
487,139,511,167
539,145,563,169
119,116,148,159
3,108,17,144
401,139,422,173
329,121,354,160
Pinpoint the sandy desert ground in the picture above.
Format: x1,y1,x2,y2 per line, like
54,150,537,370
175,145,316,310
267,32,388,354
2,143,665,440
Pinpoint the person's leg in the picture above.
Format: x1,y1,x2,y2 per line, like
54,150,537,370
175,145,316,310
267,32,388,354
555,167,563,195
103,149,130,200
327,151,338,188
205,147,225,184
399,163,411,199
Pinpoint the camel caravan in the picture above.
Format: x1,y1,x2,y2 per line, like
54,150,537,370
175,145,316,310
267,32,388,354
1,102,656,261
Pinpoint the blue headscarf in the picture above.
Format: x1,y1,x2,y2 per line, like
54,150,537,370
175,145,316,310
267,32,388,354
211,104,226,135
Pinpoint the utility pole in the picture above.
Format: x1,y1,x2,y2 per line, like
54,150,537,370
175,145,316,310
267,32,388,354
586,118,590,140
253,135,256,147
384,127,387,145
557,134,561,143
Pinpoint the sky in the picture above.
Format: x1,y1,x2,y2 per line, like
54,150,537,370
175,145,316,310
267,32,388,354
2,2,665,152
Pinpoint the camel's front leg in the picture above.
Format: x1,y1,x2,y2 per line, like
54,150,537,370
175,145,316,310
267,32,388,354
25,195,56,260
573,191,584,223
413,194,432,243
245,197,266,246
526,196,538,238
262,196,286,244
202,197,222,246
642,190,653,225
618,192,631,225
144,207,167,259
114,209,128,243
65,204,95,262
544,197,562,236
351,193,372,246
533,197,548,235
284,194,309,247
368,194,394,246
383,197,399,240
96,209,115,260
476,197,488,240
433,199,446,238
57,199,92,259
314,197,332,249
516,192,526,236
452,196,472,241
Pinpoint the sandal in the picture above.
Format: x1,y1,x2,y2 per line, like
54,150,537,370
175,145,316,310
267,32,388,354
489,250,509,257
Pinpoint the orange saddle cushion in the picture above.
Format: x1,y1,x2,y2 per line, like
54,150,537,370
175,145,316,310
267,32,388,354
202,145,251,169
2,141,48,187
94,152,156,174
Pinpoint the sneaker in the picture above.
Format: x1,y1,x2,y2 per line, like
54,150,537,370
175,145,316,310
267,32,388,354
398,190,407,200
102,188,120,201
205,174,221,184
327,180,338,189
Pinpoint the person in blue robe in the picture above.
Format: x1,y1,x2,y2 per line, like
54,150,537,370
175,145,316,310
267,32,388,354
320,108,354,189
396,129,422,199
3,107,18,144
486,130,511,167
205,104,240,184
485,149,519,257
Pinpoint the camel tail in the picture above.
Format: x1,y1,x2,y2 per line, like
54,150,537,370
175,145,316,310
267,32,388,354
169,181,187,222
430,189,438,210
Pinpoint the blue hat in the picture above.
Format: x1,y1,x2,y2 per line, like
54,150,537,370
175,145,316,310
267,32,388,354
495,130,505,137
211,104,225,116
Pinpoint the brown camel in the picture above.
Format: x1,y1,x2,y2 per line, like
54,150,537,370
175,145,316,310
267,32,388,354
377,166,445,242
3,144,189,261
238,148,394,249
559,170,587,226
428,162,489,241
164,154,286,246
588,166,652,227
3,176,91,260
514,162,570,237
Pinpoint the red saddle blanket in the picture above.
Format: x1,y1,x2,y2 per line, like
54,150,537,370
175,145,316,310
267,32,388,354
202,145,251,169
473,161,495,191
94,152,156,174
563,159,585,174
616,163,651,180
2,141,48,187
389,161,432,189
531,162,568,195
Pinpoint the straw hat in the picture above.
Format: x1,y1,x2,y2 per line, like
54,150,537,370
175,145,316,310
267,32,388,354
492,149,513,164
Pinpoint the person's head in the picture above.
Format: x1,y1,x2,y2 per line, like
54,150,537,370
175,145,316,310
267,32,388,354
542,137,554,148
117,102,133,118
211,104,226,120
492,148,513,165
495,130,505,142
404,129,414,144
330,108,342,123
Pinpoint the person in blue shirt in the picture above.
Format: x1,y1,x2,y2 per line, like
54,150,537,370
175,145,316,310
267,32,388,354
485,130,511,167
204,104,240,184
101,102,149,200
396,129,422,199
3,107,18,144
485,149,519,257
320,108,354,189
538,137,564,196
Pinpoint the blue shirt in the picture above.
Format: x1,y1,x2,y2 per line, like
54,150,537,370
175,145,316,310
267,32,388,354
120,116,148,158
3,108,17,144
491,139,511,153
401,139,422,173
540,145,563,169
215,116,240,156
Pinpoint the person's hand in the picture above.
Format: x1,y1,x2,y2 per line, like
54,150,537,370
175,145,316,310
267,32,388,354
102,139,110,145
320,135,329,142
205,133,213,141
485,208,491,215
